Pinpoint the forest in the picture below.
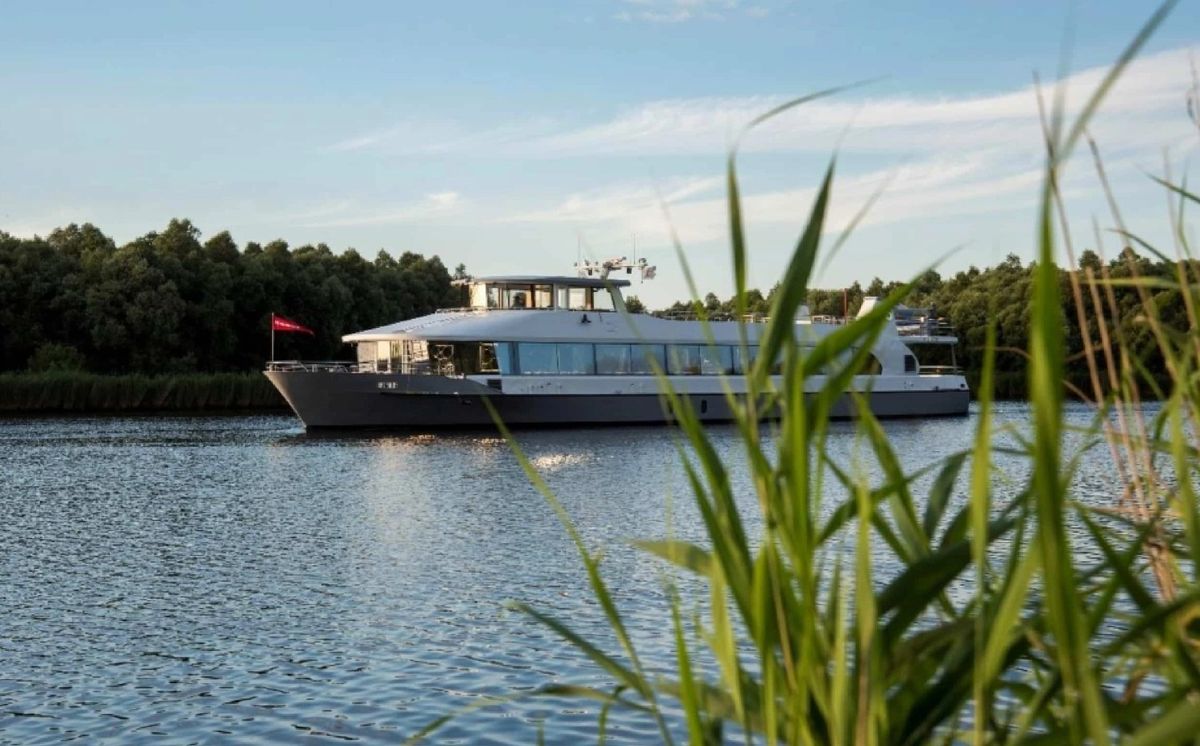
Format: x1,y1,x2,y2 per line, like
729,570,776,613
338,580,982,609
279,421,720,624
1,218,1186,401
648,247,1189,398
0,220,462,374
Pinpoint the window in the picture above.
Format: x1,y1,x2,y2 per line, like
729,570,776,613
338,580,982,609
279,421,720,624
389,341,404,372
517,343,557,374
505,285,532,309
496,343,515,374
904,354,917,374
667,345,734,375
533,285,553,309
699,346,734,375
631,344,665,374
732,346,748,374
667,345,703,375
357,343,375,367
592,288,615,311
487,285,502,309
595,344,632,375
479,343,499,373
568,287,592,309
557,344,595,375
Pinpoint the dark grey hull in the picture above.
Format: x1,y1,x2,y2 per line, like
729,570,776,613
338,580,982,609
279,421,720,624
265,371,970,429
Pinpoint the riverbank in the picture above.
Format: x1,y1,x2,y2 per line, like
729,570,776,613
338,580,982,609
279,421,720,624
0,372,286,413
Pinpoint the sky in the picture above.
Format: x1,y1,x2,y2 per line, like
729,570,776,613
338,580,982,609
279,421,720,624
2,0,1198,306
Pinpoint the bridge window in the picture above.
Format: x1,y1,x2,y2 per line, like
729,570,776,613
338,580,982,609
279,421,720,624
505,285,531,309
905,354,917,374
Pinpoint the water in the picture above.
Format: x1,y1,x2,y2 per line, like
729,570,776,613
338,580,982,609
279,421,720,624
0,405,1125,743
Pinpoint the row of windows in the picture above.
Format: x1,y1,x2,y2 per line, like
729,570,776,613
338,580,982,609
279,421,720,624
467,283,616,311
359,340,893,376
500,342,881,376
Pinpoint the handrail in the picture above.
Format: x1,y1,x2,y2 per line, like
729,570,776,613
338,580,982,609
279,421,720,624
919,365,962,375
897,319,956,337
266,360,359,373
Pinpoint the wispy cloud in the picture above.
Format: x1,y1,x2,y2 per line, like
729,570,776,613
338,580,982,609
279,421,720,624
525,47,1197,158
318,44,1198,261
505,176,721,223
612,0,766,23
506,155,1048,248
326,47,1196,162
323,118,559,156
296,192,463,228
498,45,1198,250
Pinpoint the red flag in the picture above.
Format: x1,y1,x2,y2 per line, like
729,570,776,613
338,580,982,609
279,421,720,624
271,314,315,335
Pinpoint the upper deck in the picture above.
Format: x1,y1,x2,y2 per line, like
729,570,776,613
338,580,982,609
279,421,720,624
461,275,629,312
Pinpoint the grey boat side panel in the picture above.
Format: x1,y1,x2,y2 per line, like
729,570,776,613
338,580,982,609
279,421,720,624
266,372,970,428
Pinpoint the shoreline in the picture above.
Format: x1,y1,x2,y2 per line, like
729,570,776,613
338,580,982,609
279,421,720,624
0,372,286,413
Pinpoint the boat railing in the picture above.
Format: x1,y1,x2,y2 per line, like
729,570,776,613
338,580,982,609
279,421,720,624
267,359,468,376
919,364,962,375
266,360,359,373
897,318,956,337
654,310,770,323
436,306,620,314
808,314,849,325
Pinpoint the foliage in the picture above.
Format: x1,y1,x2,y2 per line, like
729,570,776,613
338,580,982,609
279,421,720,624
0,372,283,411
655,250,1190,399
422,4,1200,742
0,220,459,374
27,343,86,372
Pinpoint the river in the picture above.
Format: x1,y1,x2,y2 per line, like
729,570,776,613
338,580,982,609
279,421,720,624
0,404,1125,743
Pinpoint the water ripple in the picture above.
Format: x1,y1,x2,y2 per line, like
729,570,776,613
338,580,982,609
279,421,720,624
0,405,1126,742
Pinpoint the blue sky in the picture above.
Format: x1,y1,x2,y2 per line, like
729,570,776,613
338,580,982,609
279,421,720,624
3,0,1198,305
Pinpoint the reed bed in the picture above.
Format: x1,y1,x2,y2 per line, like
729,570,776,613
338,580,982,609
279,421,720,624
0,372,285,412
416,2,1200,743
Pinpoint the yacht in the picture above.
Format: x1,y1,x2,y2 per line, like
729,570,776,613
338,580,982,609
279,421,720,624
264,259,969,428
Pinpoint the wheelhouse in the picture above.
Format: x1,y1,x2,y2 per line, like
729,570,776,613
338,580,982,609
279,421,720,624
462,275,629,312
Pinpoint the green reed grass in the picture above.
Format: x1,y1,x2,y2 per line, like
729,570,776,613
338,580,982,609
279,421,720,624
0,371,285,412
413,3,1200,742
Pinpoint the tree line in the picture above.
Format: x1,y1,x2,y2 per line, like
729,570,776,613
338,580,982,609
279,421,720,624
648,248,1189,398
0,220,461,374
3,219,1184,399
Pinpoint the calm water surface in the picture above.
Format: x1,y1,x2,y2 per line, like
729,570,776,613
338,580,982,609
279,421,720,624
0,404,1122,743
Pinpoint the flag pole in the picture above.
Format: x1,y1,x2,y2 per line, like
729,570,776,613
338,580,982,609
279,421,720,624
270,314,275,363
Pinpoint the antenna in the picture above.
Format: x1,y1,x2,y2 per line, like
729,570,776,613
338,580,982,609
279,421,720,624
574,256,656,281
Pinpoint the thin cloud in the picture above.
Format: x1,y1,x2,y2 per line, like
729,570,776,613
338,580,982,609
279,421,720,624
322,117,560,156
526,47,1197,158
613,0,764,23
299,192,463,228
315,43,1198,267
324,47,1195,162
506,176,721,223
